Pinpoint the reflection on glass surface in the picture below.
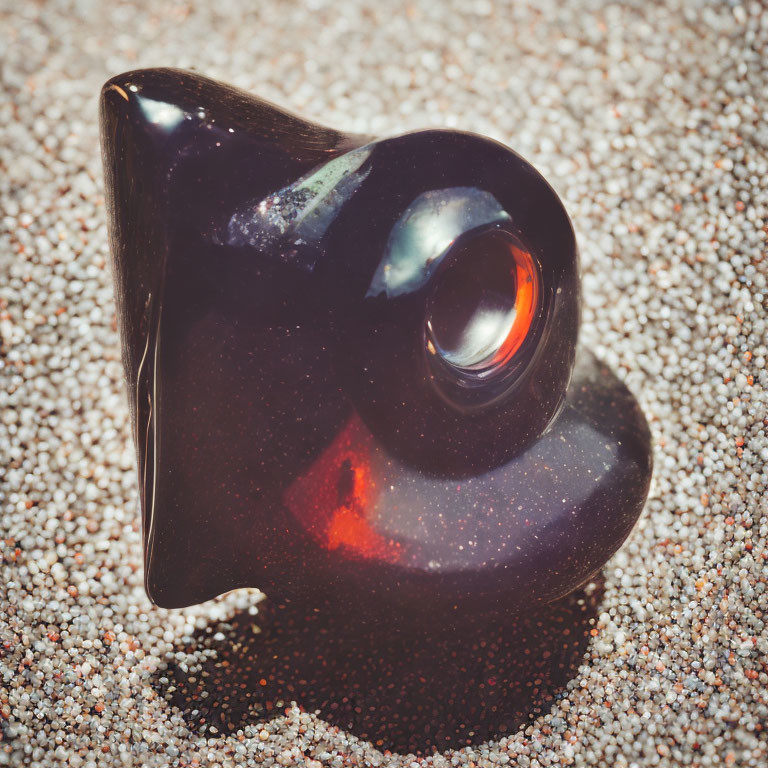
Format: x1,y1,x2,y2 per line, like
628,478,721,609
137,96,185,131
366,187,511,298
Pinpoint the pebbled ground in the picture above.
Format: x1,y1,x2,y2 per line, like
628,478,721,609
1,1,767,766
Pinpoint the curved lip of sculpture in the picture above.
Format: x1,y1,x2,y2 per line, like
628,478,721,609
420,225,551,413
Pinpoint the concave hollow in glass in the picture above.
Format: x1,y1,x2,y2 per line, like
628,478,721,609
426,232,539,375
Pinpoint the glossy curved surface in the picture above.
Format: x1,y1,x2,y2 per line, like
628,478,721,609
100,68,652,613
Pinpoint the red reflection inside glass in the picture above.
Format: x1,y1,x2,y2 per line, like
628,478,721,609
284,416,402,564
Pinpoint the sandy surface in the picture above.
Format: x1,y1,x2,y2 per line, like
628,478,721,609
1,1,767,765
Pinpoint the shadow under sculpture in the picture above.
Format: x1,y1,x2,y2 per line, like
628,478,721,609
100,68,653,752
156,577,604,753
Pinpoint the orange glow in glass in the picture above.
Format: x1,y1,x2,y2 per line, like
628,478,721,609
284,416,402,564
491,245,539,367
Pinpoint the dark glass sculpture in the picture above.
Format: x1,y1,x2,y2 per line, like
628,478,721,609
100,69,652,626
